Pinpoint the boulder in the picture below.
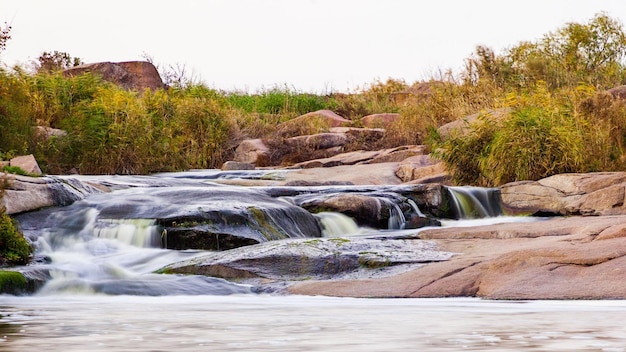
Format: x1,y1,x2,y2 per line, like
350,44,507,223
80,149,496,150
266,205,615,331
1,175,104,215
390,81,443,104
9,154,42,176
234,139,270,166
368,145,426,164
280,110,352,131
361,113,400,128
75,186,322,251
290,145,426,169
395,155,448,183
289,215,626,299
64,61,165,91
437,108,510,140
33,126,67,141
160,236,453,281
607,85,626,100
285,133,348,150
500,172,626,216
221,161,254,171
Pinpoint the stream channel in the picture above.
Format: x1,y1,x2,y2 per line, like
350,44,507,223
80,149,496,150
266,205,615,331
1,169,625,351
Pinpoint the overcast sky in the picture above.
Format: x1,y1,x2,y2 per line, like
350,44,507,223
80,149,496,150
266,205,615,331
2,0,626,93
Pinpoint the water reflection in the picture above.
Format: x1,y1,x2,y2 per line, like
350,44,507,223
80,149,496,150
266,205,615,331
1,296,625,351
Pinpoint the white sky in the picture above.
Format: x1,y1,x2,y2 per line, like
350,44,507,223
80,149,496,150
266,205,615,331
2,0,626,93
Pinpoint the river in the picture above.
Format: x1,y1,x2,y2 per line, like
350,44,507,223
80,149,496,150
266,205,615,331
2,170,624,351
2,295,626,351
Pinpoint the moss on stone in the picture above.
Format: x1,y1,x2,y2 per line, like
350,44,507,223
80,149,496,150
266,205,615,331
0,270,27,294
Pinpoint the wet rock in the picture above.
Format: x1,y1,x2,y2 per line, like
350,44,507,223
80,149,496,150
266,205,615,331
289,215,626,299
83,186,323,251
160,237,454,281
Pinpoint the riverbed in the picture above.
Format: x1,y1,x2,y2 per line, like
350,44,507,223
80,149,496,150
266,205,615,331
1,295,625,351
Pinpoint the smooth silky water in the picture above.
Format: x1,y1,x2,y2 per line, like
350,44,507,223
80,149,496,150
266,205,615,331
2,171,624,351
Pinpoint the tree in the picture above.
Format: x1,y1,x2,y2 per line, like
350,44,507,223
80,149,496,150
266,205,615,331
36,51,83,73
0,22,11,53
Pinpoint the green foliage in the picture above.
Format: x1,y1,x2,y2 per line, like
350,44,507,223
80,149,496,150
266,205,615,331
225,86,332,116
468,13,626,90
432,83,615,186
1,13,626,182
0,211,32,265
36,51,84,73
0,270,27,293
1,165,28,176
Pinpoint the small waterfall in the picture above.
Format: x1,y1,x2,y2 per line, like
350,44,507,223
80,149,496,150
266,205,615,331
315,212,361,237
447,186,502,219
407,199,425,217
387,202,407,230
95,219,163,248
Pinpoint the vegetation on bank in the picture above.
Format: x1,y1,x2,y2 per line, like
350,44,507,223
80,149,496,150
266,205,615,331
0,175,32,265
0,14,626,186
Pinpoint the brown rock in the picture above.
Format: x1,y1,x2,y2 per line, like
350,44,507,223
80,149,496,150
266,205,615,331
501,172,626,216
281,110,352,130
10,154,42,176
33,126,67,140
361,113,400,128
437,108,510,140
285,133,348,150
368,145,426,164
390,81,443,104
64,61,165,91
221,161,254,170
234,139,270,165
607,85,626,100
395,155,446,182
289,215,626,299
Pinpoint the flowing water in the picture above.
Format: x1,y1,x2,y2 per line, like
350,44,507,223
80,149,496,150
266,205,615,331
2,170,623,351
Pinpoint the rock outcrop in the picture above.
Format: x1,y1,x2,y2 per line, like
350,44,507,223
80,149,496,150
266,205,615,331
500,172,626,216
279,110,352,130
361,113,400,128
1,175,105,215
64,61,165,91
161,236,453,281
233,139,270,166
8,154,42,176
288,215,626,299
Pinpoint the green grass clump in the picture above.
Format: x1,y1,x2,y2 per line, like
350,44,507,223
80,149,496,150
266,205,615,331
0,211,32,265
1,165,28,176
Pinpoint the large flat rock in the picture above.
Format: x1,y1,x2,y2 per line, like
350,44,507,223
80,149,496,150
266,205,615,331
289,215,626,299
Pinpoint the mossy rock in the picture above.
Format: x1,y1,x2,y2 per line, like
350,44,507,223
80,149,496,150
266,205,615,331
0,270,28,295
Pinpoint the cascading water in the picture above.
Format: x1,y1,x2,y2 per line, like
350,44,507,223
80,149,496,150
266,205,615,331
23,203,251,296
446,186,502,219
315,211,361,237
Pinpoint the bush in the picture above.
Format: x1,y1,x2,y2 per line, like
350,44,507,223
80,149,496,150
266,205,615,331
0,210,32,265
432,83,605,186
